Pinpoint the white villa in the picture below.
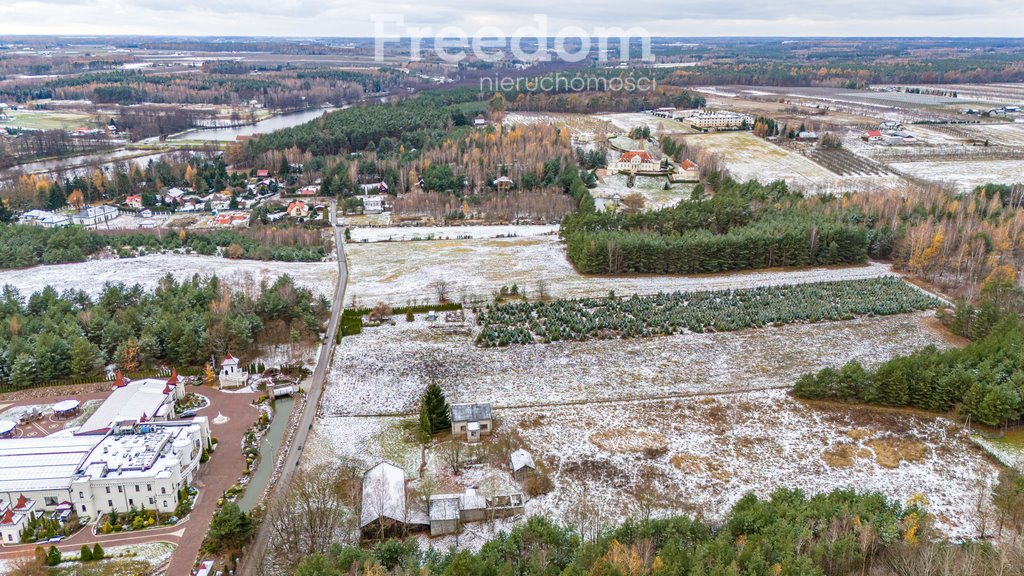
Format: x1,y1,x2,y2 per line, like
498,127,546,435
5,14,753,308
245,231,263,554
610,150,659,173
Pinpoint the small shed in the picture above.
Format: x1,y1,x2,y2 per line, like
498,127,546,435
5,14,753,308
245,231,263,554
428,494,461,536
450,403,493,442
510,449,536,481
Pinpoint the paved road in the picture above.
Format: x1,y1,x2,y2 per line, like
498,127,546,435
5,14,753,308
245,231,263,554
237,202,348,576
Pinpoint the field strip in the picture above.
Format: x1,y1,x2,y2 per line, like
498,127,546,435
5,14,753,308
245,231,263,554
333,384,799,418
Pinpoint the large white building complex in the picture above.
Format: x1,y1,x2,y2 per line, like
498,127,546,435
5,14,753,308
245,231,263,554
0,373,210,545
684,110,754,131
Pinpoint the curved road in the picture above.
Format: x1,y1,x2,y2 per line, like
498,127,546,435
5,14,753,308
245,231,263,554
237,203,347,576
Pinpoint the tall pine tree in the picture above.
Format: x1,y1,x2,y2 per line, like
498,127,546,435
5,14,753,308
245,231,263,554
421,383,451,434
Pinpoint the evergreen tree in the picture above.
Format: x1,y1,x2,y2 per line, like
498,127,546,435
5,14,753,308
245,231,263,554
92,543,104,560
80,544,93,562
420,383,451,434
47,545,61,566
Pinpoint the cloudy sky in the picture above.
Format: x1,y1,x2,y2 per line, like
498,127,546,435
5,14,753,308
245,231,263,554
1,0,1021,37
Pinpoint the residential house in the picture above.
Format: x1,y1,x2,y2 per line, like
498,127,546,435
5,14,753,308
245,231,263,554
125,195,143,209
672,158,699,182
287,200,310,218
255,169,271,178
493,176,514,191
610,150,658,173
296,185,320,196
450,403,493,442
360,195,385,214
164,187,188,206
861,130,883,142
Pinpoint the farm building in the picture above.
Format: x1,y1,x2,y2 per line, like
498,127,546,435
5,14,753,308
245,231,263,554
510,449,536,480
360,462,416,539
428,494,461,536
450,403,493,442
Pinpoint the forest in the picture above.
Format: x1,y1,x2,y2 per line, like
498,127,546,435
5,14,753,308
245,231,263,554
288,487,1024,576
793,274,1024,428
0,274,329,390
476,277,939,346
562,178,871,274
0,224,329,269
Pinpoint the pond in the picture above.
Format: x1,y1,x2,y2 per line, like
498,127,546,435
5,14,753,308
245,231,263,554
237,395,296,512
167,107,336,142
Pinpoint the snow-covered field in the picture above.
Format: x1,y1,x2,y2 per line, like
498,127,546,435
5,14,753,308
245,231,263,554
591,174,695,210
0,253,338,298
347,224,558,243
595,112,695,134
887,159,1024,192
310,389,995,542
506,390,996,541
344,235,897,307
682,131,840,187
322,310,951,416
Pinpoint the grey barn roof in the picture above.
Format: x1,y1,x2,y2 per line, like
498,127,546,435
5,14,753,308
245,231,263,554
450,402,492,423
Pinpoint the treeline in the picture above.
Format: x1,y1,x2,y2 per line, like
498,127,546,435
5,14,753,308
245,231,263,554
0,274,329,390
562,178,870,274
0,224,329,270
794,273,1024,426
794,316,1023,427
290,488,986,576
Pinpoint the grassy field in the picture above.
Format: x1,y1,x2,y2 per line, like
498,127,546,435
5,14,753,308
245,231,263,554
1,109,99,131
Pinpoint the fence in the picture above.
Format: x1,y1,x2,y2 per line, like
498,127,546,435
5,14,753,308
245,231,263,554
0,367,204,394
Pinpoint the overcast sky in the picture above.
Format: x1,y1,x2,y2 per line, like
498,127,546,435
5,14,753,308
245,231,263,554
1,0,1021,37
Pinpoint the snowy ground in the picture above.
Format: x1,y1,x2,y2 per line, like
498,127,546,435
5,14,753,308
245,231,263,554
682,131,839,188
347,224,558,243
887,159,1024,192
54,541,176,575
506,390,996,541
310,388,995,543
322,310,951,416
343,235,897,307
591,174,695,210
595,112,696,135
0,253,338,299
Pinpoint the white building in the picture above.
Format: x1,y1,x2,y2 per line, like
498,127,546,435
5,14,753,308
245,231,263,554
0,418,209,532
77,376,184,436
70,205,119,227
360,462,409,538
610,150,659,173
685,111,753,131
19,210,70,228
359,195,385,214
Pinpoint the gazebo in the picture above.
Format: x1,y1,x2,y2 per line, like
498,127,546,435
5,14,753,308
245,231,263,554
52,399,81,419
0,419,15,438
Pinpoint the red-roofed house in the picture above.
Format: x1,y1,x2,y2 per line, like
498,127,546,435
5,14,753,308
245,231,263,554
287,200,310,218
672,158,700,182
126,195,143,209
0,498,32,544
861,130,883,142
611,150,658,173
255,169,270,178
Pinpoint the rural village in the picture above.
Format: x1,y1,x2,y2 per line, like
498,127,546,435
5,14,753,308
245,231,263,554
0,35,1024,576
